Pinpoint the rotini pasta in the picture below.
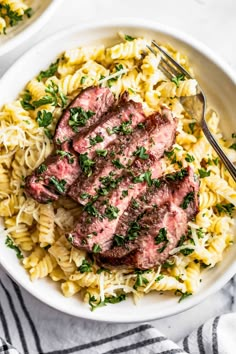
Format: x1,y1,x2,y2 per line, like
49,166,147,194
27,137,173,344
1,35,235,310
0,0,32,34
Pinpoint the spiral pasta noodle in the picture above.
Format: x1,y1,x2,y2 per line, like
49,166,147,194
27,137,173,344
1,35,235,309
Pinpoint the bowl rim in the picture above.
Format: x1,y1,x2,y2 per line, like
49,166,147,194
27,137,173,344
0,17,235,323
0,0,64,57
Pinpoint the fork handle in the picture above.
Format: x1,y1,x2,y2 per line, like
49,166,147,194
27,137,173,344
202,121,236,182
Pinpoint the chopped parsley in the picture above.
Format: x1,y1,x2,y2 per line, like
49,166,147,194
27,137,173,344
78,259,92,273
56,150,74,164
89,134,104,146
121,190,128,198
155,228,168,244
175,290,192,303
67,234,74,243
92,244,102,253
20,91,35,111
37,164,47,174
162,260,175,269
189,122,196,134
180,248,194,256
177,235,186,247
107,64,125,87
50,176,66,193
84,203,100,218
185,153,195,162
137,123,145,129
134,269,150,289
171,74,185,87
98,174,122,194
104,205,119,220
107,120,133,135
88,293,126,311
155,275,164,282
96,267,111,274
133,170,152,186
165,168,188,181
232,133,236,138
229,143,236,150
5,236,23,259
132,199,140,208
33,81,67,108
0,4,30,32
44,128,53,140
124,34,135,41
127,221,141,240
155,228,168,253
80,192,90,200
69,107,95,132
36,110,53,127
37,59,59,81
133,146,149,160
181,192,194,209
112,159,125,169
215,203,235,217
80,76,87,85
198,168,211,178
113,234,126,246
96,149,108,157
79,153,95,177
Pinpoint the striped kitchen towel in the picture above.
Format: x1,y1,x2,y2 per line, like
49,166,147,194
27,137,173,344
0,267,236,354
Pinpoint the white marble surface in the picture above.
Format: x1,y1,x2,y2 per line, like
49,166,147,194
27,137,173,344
0,0,235,342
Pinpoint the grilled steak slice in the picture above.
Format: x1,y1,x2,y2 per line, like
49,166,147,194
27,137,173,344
54,87,115,145
24,175,59,203
72,92,146,158
67,157,163,252
100,203,188,269
113,166,199,237
25,143,80,203
25,87,114,203
99,166,199,265
69,107,177,204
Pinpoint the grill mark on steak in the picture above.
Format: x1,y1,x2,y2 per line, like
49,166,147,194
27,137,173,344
72,92,146,158
68,107,177,204
98,166,199,267
25,87,115,203
99,203,188,269
67,156,164,252
54,86,115,145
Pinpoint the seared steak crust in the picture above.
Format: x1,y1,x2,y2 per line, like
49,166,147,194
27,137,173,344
72,92,146,158
68,157,163,252
54,87,115,145
25,142,80,203
69,107,177,204
100,203,188,269
25,87,115,203
99,167,199,268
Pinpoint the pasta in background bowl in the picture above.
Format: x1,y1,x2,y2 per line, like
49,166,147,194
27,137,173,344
0,19,235,322
0,0,63,56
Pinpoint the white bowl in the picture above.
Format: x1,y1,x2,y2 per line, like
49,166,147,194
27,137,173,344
0,18,235,323
0,0,63,57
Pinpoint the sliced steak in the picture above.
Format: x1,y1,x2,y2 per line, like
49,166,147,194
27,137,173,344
114,166,199,237
99,166,199,265
25,143,80,203
72,92,146,158
67,156,163,252
69,107,177,204
25,87,114,203
54,87,115,145
100,203,188,269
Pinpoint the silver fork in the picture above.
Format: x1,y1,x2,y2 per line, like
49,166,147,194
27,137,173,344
147,40,236,182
